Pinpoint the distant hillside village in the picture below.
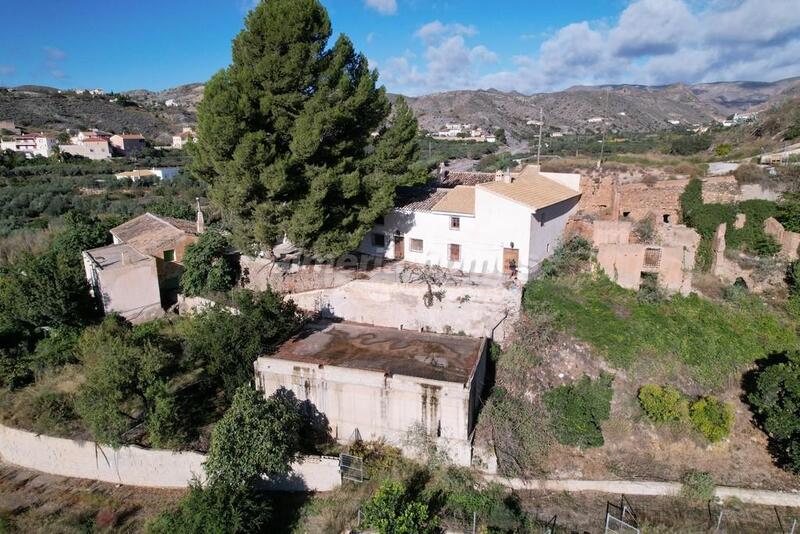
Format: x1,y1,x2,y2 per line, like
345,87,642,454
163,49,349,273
0,119,196,160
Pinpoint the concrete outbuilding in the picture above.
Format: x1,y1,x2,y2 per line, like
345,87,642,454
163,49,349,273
255,322,488,465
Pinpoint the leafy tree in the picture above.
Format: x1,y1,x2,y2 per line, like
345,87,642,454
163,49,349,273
748,351,800,472
205,385,302,488
543,373,613,448
362,480,439,534
192,0,423,258
777,192,800,233
180,230,238,296
74,316,183,447
181,289,303,401
669,133,711,156
147,480,272,534
493,128,507,144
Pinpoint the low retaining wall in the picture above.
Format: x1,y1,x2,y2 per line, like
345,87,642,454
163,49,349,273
0,424,340,491
289,278,521,343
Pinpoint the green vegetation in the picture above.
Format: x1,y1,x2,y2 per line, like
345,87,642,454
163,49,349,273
680,471,716,502
193,0,423,258
362,480,439,534
669,133,712,156
680,178,779,269
523,276,796,388
638,384,689,423
205,386,302,488
417,137,497,169
543,373,613,448
180,230,238,296
147,481,273,534
537,235,593,278
689,396,734,443
747,351,800,473
180,289,304,402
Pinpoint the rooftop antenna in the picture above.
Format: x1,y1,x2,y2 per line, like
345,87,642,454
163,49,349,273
536,107,544,166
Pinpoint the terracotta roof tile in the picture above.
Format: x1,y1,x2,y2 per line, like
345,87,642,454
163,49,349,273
477,169,580,210
395,187,449,212
431,186,475,215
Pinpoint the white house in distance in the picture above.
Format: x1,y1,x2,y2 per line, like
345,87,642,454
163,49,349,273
172,127,197,149
358,164,582,281
0,134,57,158
115,167,180,182
60,136,112,160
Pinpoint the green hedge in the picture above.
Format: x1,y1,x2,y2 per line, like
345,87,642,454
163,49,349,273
543,373,613,448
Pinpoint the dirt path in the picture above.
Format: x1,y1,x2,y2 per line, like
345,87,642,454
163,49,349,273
484,475,800,507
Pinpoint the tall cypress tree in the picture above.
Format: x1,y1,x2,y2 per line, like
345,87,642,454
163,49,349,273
193,0,423,258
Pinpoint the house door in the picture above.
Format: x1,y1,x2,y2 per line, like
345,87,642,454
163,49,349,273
503,248,519,277
394,233,405,260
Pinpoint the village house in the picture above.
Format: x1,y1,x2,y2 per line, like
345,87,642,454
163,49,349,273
60,136,112,160
255,321,487,466
110,133,147,156
0,133,57,158
82,210,204,322
115,167,180,182
358,164,582,281
172,127,197,149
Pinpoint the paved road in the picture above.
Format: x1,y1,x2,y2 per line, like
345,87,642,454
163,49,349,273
483,475,800,507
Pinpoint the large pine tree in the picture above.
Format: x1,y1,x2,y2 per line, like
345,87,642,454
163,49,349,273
192,0,423,258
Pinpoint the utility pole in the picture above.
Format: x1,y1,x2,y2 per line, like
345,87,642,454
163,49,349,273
536,107,544,166
599,90,610,169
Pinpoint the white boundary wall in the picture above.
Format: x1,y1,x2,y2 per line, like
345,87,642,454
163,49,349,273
0,423,340,491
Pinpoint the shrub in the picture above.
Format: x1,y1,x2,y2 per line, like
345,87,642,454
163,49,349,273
689,397,734,442
362,480,439,534
543,373,613,448
632,217,656,243
638,384,689,423
29,390,78,435
747,351,800,473
715,144,732,158
538,235,593,278
180,230,238,297
147,481,272,534
637,272,664,304
680,470,716,501
734,163,767,184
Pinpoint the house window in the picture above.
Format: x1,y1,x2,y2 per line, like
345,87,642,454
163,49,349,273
450,216,460,230
376,215,385,226
372,233,386,248
163,249,176,262
448,244,461,262
410,238,424,252
644,247,662,269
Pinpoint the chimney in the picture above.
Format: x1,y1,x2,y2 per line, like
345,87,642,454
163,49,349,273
120,250,129,265
438,162,446,181
196,198,205,234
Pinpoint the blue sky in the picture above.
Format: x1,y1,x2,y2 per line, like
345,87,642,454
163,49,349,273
0,0,798,95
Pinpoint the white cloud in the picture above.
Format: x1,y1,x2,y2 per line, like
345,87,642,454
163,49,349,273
0,65,15,77
381,21,496,94
364,0,397,16
43,46,66,62
414,21,477,45
379,0,800,95
366,32,375,44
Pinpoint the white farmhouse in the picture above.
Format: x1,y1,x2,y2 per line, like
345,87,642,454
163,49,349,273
0,134,57,158
115,167,180,182
358,164,581,281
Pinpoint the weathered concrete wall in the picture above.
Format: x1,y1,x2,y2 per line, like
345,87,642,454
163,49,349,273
240,255,353,293
592,220,632,245
765,217,800,260
596,244,691,294
287,278,521,343
255,339,487,467
0,423,340,491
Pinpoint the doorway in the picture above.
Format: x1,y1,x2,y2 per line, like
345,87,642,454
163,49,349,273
394,233,404,260
503,248,519,277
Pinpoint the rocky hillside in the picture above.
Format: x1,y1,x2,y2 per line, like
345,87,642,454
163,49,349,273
2,77,799,143
403,77,800,140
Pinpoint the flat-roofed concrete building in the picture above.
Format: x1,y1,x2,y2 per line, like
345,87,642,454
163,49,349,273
255,322,488,465
82,243,163,323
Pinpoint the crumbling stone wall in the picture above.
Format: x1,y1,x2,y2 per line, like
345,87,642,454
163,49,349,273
764,217,800,260
239,255,355,293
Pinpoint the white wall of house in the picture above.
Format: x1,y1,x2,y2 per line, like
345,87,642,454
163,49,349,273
358,185,579,281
